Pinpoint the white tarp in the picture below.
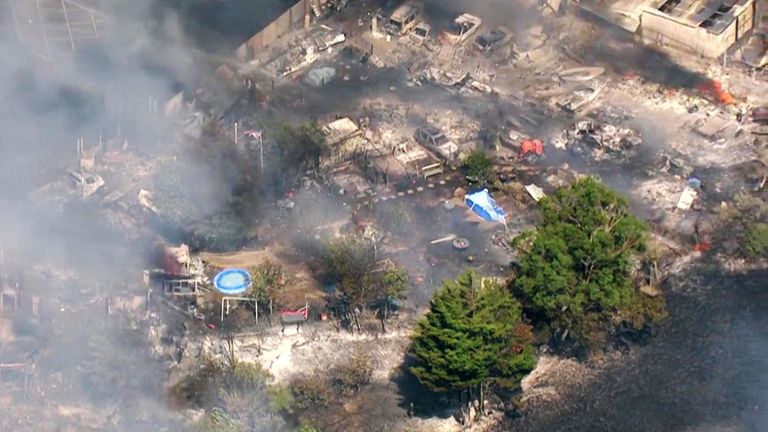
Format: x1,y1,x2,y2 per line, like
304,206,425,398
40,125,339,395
676,186,698,210
524,184,546,202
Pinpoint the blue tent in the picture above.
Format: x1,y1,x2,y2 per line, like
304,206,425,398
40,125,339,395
465,189,507,226
213,268,253,295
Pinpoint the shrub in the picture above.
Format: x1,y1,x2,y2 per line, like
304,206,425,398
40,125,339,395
290,375,334,410
331,349,375,395
744,223,768,257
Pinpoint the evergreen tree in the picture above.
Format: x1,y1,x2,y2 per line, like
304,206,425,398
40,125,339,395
410,271,535,418
512,177,660,348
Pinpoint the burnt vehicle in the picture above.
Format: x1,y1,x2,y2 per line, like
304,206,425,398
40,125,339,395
415,126,460,164
499,126,530,150
385,3,420,36
442,13,482,45
410,22,431,44
474,27,512,53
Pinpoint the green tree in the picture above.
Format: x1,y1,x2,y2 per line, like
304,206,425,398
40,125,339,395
512,177,657,349
269,121,326,184
248,259,284,316
463,150,494,186
410,271,536,418
324,236,379,307
377,267,408,331
324,237,410,331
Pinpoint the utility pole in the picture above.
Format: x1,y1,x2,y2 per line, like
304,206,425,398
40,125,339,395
259,133,264,173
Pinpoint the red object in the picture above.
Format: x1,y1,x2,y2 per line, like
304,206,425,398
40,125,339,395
519,139,544,158
696,80,735,105
280,306,309,321
206,323,216,330
693,242,712,252
624,71,637,80
243,129,262,140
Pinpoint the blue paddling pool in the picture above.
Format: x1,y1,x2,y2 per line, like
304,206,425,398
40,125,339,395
213,268,252,295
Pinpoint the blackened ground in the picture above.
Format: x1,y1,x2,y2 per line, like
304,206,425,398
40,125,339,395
501,264,768,432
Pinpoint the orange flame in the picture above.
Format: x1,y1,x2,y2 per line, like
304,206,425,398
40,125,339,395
696,80,735,105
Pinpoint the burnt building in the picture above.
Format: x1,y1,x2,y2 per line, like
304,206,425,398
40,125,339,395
578,0,756,58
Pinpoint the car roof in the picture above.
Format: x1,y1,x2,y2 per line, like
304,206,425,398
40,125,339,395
391,4,416,20
455,13,481,23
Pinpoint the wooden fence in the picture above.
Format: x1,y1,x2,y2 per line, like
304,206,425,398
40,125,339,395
236,0,307,61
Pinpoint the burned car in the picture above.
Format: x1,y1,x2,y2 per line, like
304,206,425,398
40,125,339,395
474,27,512,52
410,22,431,44
415,125,448,147
499,126,530,150
385,3,420,36
415,126,460,164
442,13,482,45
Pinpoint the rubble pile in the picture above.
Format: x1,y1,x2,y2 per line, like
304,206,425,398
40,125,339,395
364,101,410,150
649,151,693,177
614,74,747,116
543,165,580,189
558,120,642,161
260,26,348,78
424,109,481,144
364,100,408,124
519,354,598,409
637,177,687,209
491,231,516,255
366,39,425,69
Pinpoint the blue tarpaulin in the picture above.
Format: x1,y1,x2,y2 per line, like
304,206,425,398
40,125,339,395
465,189,507,226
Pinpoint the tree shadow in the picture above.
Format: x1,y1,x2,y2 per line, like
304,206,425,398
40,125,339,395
392,352,459,420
